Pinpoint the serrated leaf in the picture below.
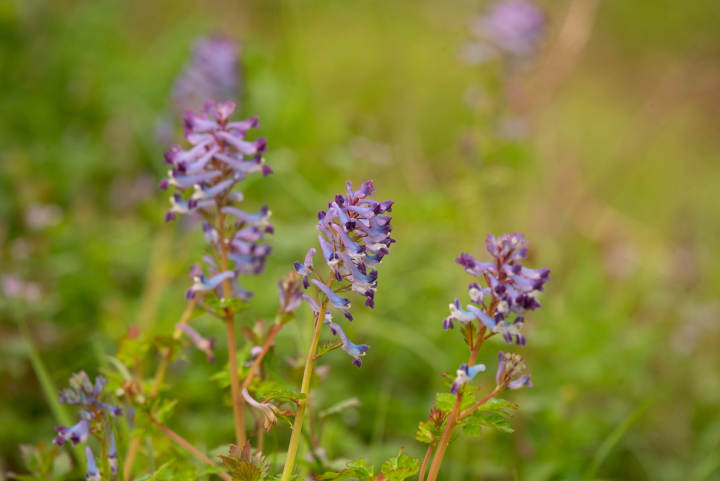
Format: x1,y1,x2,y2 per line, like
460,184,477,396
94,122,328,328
415,419,437,444
379,450,419,481
319,458,374,480
459,398,517,435
434,392,475,413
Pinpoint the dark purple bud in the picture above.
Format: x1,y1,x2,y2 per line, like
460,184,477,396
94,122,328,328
165,211,176,222
344,311,353,321
334,194,345,206
318,210,327,220
352,358,362,367
158,179,169,190
345,220,356,231
262,164,274,176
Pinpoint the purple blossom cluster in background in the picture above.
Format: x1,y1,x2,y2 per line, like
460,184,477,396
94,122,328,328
52,372,122,480
160,100,273,301
461,0,545,64
294,180,395,366
172,35,239,114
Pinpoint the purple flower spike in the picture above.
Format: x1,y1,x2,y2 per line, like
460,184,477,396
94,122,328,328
445,233,550,347
160,100,273,299
172,35,239,114
462,0,545,64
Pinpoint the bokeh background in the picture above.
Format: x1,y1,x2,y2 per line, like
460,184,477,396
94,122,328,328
1,0,719,480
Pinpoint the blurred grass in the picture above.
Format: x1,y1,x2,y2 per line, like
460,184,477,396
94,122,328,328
1,0,720,480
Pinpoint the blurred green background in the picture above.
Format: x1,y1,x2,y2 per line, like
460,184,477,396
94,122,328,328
1,0,719,480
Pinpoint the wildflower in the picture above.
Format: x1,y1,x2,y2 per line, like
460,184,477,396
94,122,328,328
325,320,370,367
450,363,486,394
161,100,272,299
462,0,545,64
444,233,549,346
172,35,239,114
293,248,316,289
241,389,280,430
278,272,304,313
297,180,394,312
176,322,216,362
53,419,89,446
85,446,101,481
495,351,532,390
108,430,118,475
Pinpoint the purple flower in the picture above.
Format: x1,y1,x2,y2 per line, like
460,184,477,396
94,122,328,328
278,272,304,313
325,320,370,367
176,322,216,362
108,430,118,475
495,351,533,390
85,446,101,481
444,233,549,346
172,35,239,114
54,419,89,446
161,101,273,300
463,0,545,64
299,181,394,309
450,362,487,394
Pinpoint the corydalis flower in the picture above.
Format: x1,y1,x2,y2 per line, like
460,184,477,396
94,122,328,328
450,362,486,394
53,372,123,481
326,320,370,367
85,446,100,481
172,35,239,114
295,180,394,314
463,0,545,64
176,322,216,361
161,100,273,299
242,389,280,431
445,232,550,346
496,351,532,390
278,272,304,313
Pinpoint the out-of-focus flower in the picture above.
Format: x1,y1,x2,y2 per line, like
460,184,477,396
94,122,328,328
172,35,239,114
53,372,123,478
325,320,370,367
278,272,304,313
24,204,62,230
450,362,487,394
461,0,545,64
495,351,532,390
176,322,216,362
85,446,101,481
161,101,273,300
445,233,550,346
241,389,280,430
1,275,41,302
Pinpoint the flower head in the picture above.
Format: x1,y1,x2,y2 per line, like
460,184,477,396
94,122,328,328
462,0,545,64
161,101,273,300
242,389,280,431
496,351,532,390
172,35,239,114
444,233,549,346
85,446,101,481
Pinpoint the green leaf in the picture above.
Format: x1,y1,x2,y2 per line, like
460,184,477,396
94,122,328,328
459,398,518,435
380,450,420,481
132,460,175,481
319,458,374,480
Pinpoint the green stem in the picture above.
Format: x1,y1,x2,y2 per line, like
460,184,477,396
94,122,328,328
279,301,327,481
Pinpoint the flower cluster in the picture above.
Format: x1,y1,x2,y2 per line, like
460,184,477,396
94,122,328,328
160,100,273,301
52,372,121,479
461,0,545,64
495,351,532,389
172,35,239,114
294,182,394,366
445,232,550,345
